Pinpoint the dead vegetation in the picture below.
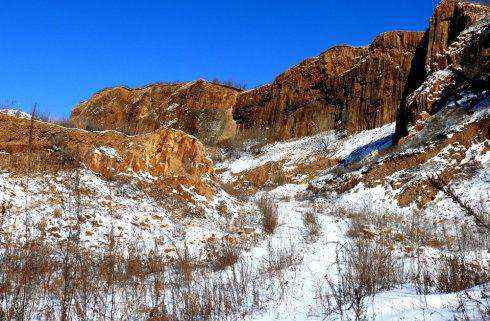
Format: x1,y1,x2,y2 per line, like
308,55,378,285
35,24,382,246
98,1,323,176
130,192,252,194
257,195,279,235
318,203,489,320
0,238,264,321
260,241,303,278
435,254,488,294
205,242,240,271
428,177,489,231
0,121,262,320
316,236,404,321
302,211,321,242
1,89,489,321
210,78,248,91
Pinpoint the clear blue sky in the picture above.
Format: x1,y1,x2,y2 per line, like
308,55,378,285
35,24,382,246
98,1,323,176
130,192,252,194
1,0,441,118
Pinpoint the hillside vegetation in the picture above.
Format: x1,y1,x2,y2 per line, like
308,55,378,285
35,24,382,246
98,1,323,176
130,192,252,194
0,1,488,320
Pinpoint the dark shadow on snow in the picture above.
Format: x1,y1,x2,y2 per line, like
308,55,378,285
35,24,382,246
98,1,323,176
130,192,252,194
341,134,395,166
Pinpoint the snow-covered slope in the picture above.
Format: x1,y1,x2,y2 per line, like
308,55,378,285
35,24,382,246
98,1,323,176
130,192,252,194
214,97,489,320
1,95,487,320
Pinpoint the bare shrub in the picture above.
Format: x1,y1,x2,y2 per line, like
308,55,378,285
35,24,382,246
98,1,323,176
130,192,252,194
216,201,230,219
435,254,489,294
205,242,239,271
257,195,278,234
84,121,104,132
270,169,287,188
316,238,403,321
210,78,247,90
260,241,303,278
0,236,267,321
303,211,321,242
429,177,489,231
35,112,73,127
452,283,490,321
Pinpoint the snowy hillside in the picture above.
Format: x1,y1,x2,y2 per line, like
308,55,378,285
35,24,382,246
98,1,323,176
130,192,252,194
1,1,489,320
214,99,489,320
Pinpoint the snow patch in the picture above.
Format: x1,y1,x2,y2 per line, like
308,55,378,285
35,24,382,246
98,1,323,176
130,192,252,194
0,109,31,119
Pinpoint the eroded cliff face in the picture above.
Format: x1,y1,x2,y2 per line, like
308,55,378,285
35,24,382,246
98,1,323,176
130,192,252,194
70,80,241,145
71,32,425,144
337,32,426,133
233,46,367,140
70,1,488,146
424,0,489,74
233,0,488,143
165,80,239,144
233,31,425,141
0,113,214,195
395,1,489,141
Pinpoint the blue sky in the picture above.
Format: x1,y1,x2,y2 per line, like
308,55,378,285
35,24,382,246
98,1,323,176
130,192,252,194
0,0,441,117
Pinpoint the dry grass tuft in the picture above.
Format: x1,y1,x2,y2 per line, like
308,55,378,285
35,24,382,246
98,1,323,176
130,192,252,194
205,242,239,271
257,195,279,235
435,255,489,294
303,211,321,241
316,237,403,320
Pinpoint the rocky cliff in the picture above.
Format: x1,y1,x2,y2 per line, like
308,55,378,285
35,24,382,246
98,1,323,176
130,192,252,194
71,0,488,146
425,0,489,74
0,113,214,194
233,32,425,141
71,79,241,145
395,0,489,141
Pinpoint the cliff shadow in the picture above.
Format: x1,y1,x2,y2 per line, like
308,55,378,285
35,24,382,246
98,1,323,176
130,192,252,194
341,134,395,166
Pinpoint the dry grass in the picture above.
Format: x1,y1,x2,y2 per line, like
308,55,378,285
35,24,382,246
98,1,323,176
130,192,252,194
315,237,404,321
260,241,303,278
429,177,489,231
435,255,489,293
270,169,288,188
0,236,265,321
452,283,490,321
205,242,240,271
257,195,279,235
302,211,321,242
0,126,266,321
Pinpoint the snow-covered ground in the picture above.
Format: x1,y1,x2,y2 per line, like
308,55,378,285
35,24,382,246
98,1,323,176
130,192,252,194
213,102,489,320
0,169,242,257
0,100,488,320
0,108,31,119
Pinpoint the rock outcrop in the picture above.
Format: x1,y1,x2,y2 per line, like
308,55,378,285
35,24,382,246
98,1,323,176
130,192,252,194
233,31,425,141
0,113,214,194
425,0,489,74
71,80,241,145
395,1,489,141
233,0,487,142
233,46,367,140
71,1,488,146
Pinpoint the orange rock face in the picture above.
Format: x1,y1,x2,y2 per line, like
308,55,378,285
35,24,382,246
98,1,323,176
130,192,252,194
71,79,241,145
424,0,489,74
0,113,214,192
395,1,489,141
69,0,488,147
233,31,425,141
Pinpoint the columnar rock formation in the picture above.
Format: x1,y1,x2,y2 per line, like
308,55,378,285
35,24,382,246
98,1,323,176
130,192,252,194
395,0,489,141
234,32,425,140
425,0,489,74
71,0,488,146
